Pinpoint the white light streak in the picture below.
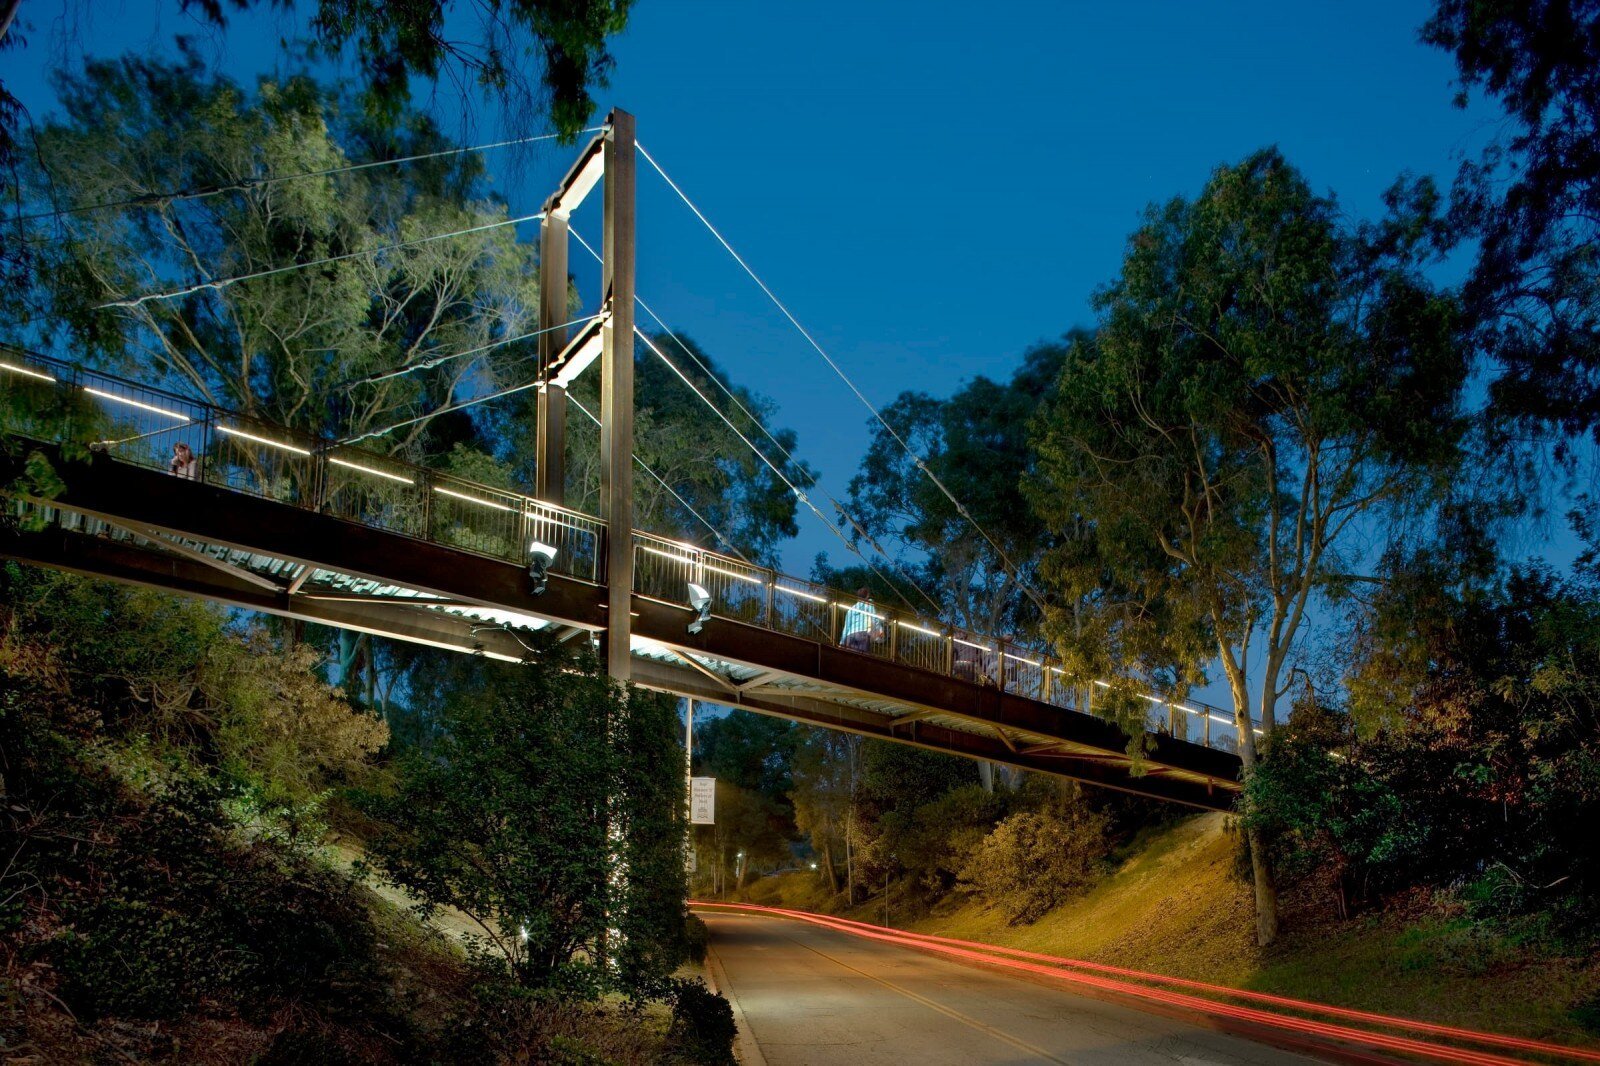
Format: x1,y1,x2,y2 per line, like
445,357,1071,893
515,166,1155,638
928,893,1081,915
329,455,414,485
1093,679,1111,689
775,585,827,604
432,485,517,512
83,386,190,422
216,424,310,455
953,637,990,651
703,562,764,585
1006,653,1042,668
897,620,941,638
0,361,56,382
640,543,695,563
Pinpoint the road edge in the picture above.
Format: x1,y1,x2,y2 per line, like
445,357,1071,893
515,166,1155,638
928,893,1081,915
702,923,767,1066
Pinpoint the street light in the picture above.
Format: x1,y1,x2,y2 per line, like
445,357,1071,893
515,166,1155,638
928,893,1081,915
527,540,558,595
687,581,712,634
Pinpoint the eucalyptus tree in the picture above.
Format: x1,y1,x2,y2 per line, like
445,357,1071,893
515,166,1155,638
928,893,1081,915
1028,150,1470,944
1423,0,1600,447
187,0,633,140
847,340,1069,635
21,57,541,452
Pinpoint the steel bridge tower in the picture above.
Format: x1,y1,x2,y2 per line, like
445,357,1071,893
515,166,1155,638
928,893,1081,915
535,109,636,681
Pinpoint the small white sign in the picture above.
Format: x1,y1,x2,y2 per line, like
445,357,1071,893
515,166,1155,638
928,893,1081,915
690,776,716,825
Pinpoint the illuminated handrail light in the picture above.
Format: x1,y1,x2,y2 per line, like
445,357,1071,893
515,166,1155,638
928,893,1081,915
953,637,990,651
639,543,695,562
775,584,827,604
0,360,56,383
837,603,884,619
432,485,517,512
897,620,941,638
83,386,191,423
703,562,764,586
1006,653,1043,668
217,424,311,455
329,455,415,485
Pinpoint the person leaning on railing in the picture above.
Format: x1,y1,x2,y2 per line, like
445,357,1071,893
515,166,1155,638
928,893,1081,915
839,587,883,652
169,441,199,480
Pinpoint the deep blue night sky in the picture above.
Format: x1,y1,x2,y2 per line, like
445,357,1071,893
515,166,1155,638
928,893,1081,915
10,1,1491,573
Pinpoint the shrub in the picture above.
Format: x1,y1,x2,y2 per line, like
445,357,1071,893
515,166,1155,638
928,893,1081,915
665,978,736,1065
684,913,711,964
960,799,1111,924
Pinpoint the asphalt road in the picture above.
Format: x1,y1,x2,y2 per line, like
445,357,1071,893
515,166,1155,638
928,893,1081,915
700,911,1326,1066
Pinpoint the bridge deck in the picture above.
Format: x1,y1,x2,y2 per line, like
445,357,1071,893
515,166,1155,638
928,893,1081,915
4,450,1238,808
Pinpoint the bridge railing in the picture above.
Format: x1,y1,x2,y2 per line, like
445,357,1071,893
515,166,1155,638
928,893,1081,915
627,530,1252,753
1,349,1253,753
0,350,604,583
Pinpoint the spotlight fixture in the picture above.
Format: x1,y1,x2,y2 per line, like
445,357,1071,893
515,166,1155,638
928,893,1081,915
687,581,712,635
527,540,558,595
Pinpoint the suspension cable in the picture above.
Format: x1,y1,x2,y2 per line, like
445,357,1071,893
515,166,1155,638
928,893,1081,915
16,128,600,226
566,392,749,563
346,313,602,388
340,374,544,445
632,326,925,616
569,225,943,616
636,141,1047,612
97,212,544,310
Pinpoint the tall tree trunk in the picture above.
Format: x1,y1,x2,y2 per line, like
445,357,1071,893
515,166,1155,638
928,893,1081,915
978,760,994,793
1222,640,1280,947
0,0,19,45
845,818,854,904
822,840,838,893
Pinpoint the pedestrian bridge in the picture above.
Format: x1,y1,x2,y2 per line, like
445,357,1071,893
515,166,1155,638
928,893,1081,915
1,351,1246,808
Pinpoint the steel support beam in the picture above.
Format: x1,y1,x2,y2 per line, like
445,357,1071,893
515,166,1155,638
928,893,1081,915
536,212,569,503
600,108,636,681
0,511,1234,810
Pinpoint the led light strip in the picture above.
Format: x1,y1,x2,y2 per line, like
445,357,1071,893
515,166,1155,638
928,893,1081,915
432,485,518,512
216,424,311,455
83,386,191,422
639,543,696,563
0,361,56,383
703,562,765,586
774,585,827,604
897,620,941,638
329,455,415,485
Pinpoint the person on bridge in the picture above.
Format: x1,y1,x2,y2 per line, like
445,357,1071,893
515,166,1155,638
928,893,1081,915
169,441,198,480
840,587,883,653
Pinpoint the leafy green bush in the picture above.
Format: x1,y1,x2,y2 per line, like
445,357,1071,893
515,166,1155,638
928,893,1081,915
665,978,736,1065
960,797,1111,924
684,912,711,964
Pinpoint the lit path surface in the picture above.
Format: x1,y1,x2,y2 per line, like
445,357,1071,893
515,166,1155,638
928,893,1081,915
699,910,1323,1066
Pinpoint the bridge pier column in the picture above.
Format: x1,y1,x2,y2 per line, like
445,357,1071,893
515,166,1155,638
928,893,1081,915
600,109,636,681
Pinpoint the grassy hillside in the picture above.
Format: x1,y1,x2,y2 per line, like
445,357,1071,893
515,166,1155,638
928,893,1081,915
740,813,1600,1049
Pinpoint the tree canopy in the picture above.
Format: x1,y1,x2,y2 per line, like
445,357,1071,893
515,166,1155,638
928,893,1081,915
1029,148,1471,944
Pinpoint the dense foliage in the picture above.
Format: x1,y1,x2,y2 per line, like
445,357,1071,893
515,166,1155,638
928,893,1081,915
1248,555,1600,933
362,638,690,997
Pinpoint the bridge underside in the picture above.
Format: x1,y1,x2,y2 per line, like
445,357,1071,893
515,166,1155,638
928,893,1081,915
1,450,1241,810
